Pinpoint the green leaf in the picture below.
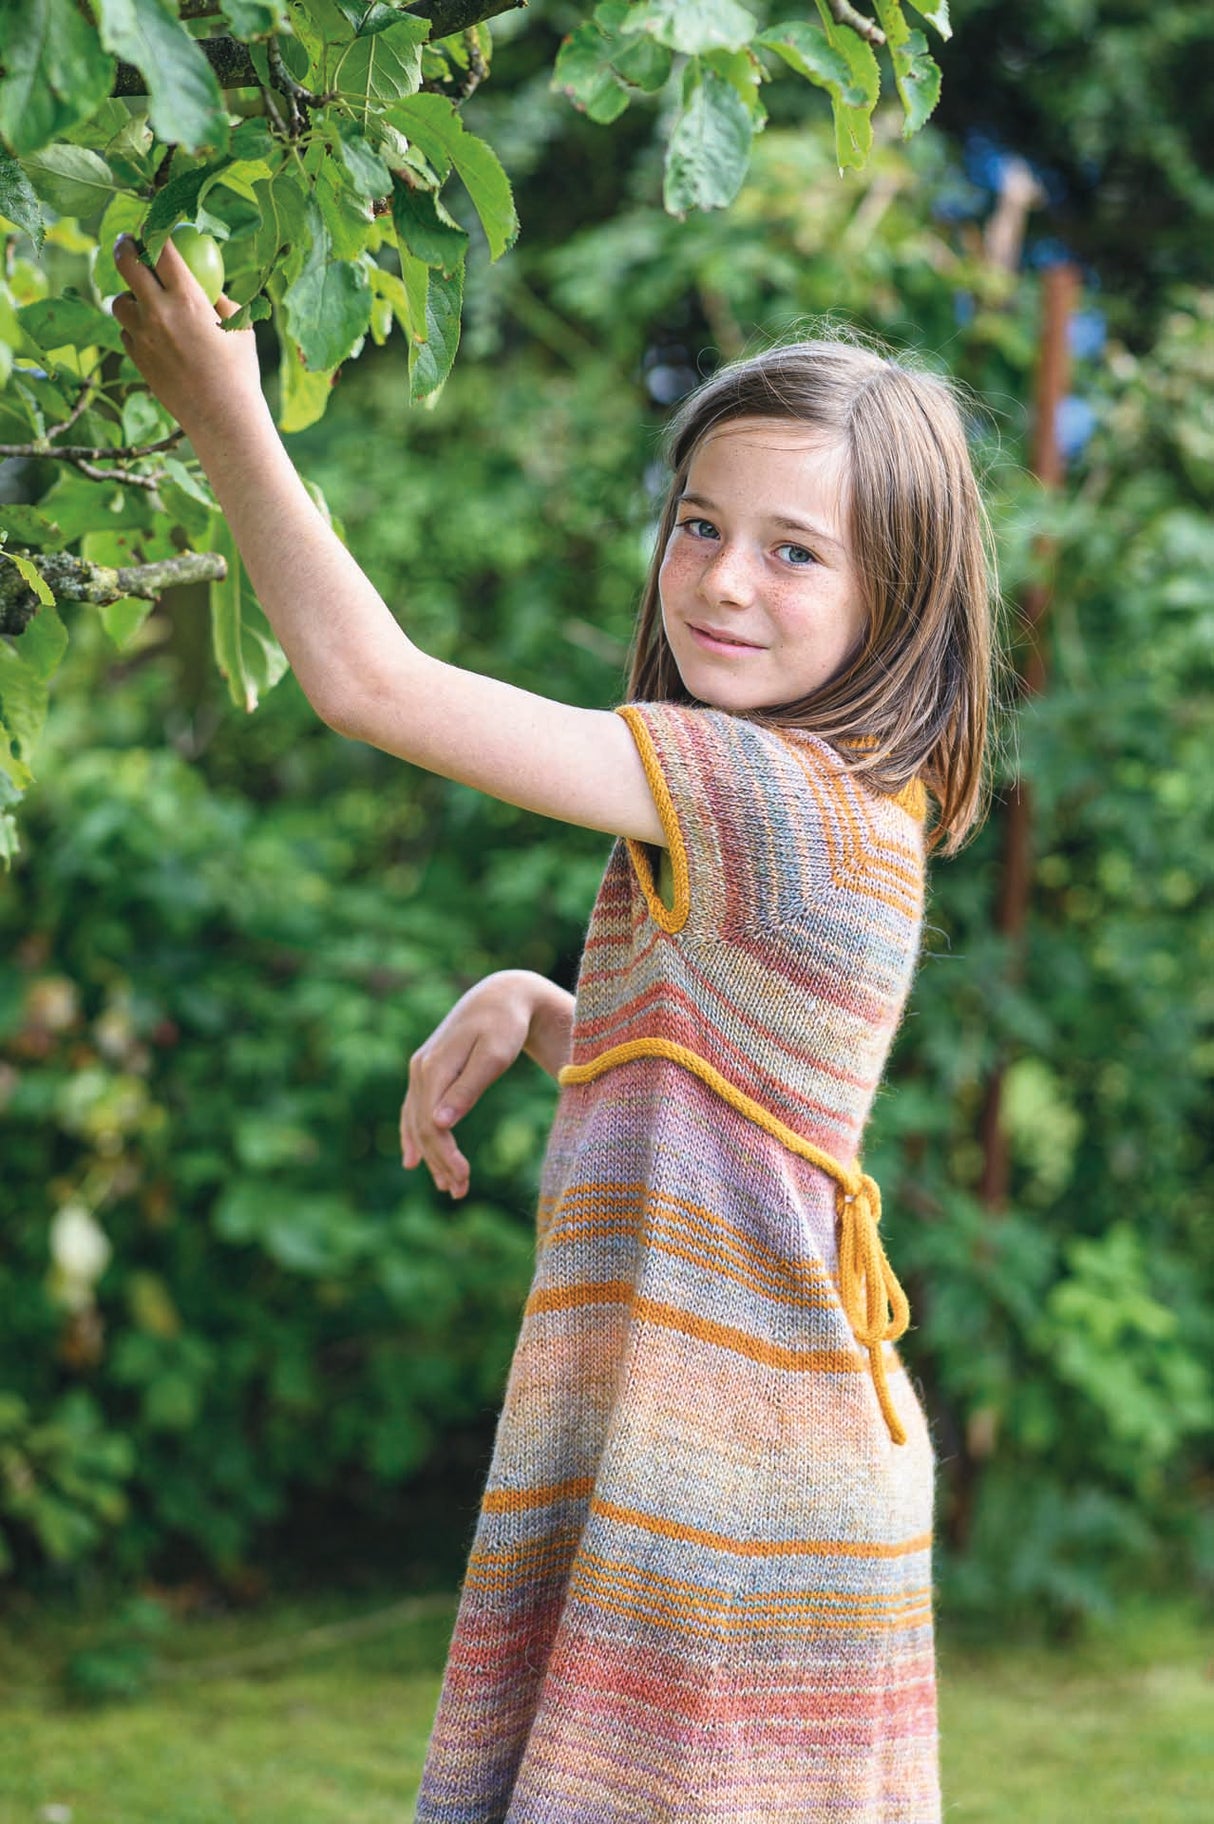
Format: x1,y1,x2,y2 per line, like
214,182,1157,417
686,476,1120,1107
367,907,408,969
252,170,310,290
276,340,338,434
18,599,67,678
757,21,860,102
386,95,518,260
93,0,230,157
19,144,117,221
1,549,54,609
872,0,942,136
368,260,422,344
408,257,462,403
221,294,273,333
811,0,881,169
282,202,372,372
99,595,154,649
702,47,766,123
93,192,148,300
552,7,636,126
0,0,116,158
663,63,755,215
218,0,291,34
336,0,418,37
0,615,55,789
0,149,45,247
203,512,289,712
314,159,376,260
335,121,393,200
330,15,429,119
391,177,468,275
17,294,125,357
907,0,950,38
142,158,229,247
0,506,65,550
623,0,758,56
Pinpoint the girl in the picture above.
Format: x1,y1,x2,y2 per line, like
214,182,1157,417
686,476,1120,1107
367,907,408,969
113,233,995,1824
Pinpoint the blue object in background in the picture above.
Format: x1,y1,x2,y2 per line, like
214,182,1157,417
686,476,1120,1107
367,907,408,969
963,130,1009,195
1068,308,1107,362
1025,236,1076,270
1055,395,1098,462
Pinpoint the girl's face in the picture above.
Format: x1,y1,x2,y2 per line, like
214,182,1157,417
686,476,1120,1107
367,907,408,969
658,417,866,712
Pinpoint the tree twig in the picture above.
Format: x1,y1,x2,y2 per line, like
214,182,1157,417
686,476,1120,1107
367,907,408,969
827,1,885,48
0,433,184,462
1,550,228,634
43,381,98,443
267,35,336,135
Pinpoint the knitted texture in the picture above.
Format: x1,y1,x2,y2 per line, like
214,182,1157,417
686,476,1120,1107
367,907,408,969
415,702,939,1823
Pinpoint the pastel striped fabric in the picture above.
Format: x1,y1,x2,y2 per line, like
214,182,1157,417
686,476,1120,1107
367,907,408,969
415,702,939,1823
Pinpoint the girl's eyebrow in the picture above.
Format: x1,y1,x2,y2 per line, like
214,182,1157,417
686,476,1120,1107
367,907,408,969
678,491,845,552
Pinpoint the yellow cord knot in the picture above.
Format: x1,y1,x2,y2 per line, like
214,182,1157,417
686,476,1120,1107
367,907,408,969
836,1172,911,1446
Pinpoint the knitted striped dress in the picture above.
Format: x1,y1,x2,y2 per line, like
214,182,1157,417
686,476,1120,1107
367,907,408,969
415,700,939,1824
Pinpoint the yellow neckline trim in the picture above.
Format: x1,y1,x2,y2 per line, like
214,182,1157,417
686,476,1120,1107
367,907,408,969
558,1036,910,1444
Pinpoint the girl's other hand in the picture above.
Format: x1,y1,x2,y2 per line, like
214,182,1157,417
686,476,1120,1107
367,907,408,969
111,234,266,439
401,971,542,1200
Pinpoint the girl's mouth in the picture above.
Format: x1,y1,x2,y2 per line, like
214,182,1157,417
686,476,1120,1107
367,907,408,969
689,624,764,655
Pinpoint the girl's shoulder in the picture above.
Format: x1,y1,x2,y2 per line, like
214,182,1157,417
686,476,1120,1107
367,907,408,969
763,722,929,827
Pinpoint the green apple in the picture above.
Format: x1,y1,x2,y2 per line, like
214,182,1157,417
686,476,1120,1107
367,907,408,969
170,224,225,305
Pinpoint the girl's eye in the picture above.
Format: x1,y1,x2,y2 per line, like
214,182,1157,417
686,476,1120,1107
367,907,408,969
679,517,718,540
778,542,816,567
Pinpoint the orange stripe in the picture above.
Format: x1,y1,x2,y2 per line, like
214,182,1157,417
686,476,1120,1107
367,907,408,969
543,1207,836,1311
468,1530,580,1563
592,1498,931,1559
523,1280,875,1373
544,1180,836,1288
786,739,924,912
573,1551,932,1613
568,1585,934,1637
526,1279,633,1317
631,1295,872,1372
481,1475,595,1514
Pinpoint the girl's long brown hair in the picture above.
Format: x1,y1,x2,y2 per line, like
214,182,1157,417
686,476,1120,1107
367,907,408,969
625,336,1004,854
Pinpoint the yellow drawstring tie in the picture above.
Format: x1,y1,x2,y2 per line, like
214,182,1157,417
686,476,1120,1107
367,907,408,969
836,1173,911,1446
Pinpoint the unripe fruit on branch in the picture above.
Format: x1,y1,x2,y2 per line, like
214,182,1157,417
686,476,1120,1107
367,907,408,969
171,225,225,305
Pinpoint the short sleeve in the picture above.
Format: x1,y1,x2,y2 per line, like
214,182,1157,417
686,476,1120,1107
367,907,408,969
614,700,804,939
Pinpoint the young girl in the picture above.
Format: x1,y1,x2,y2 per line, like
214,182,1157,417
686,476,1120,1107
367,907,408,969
113,234,994,1823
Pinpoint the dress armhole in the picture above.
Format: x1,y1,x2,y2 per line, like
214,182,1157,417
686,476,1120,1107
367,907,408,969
614,704,691,934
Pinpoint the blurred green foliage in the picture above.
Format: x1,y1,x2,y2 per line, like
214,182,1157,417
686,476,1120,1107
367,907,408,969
0,111,1211,1630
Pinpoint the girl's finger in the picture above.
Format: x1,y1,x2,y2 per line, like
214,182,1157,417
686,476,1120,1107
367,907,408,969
114,235,164,297
433,1036,514,1129
151,231,196,290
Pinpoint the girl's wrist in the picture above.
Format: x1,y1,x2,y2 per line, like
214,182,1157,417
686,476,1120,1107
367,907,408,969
516,973,575,1080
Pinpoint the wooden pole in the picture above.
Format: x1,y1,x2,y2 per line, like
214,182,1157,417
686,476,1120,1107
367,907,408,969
977,260,1081,1211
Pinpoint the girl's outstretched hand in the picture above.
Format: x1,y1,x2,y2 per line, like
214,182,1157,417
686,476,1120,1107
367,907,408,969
401,971,543,1200
111,234,266,438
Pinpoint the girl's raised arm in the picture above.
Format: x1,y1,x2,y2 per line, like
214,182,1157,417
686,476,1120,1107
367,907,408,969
112,235,665,848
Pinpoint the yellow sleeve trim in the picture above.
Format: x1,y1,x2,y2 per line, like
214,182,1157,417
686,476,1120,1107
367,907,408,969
614,705,691,934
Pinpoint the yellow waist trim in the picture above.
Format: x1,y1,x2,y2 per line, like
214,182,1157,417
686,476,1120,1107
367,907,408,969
558,1037,911,1445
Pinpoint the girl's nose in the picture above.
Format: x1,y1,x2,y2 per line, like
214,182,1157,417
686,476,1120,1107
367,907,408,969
701,540,757,606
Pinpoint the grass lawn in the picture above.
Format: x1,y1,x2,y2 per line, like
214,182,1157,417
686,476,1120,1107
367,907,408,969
0,1592,1208,1822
